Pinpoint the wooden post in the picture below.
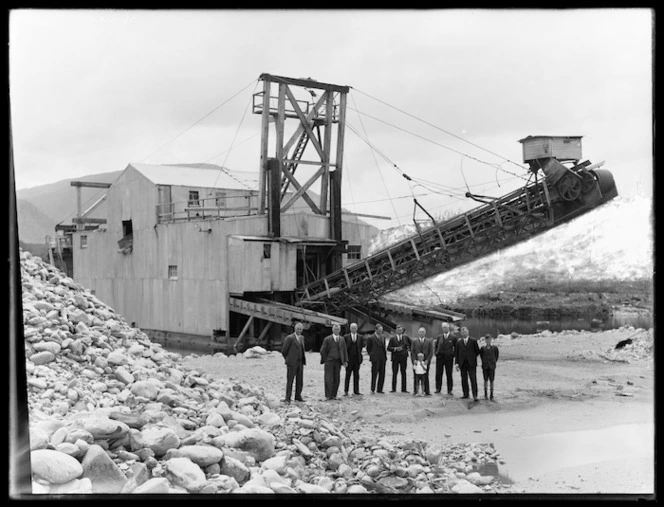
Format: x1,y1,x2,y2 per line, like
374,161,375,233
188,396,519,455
258,78,271,214
320,91,334,214
267,158,281,237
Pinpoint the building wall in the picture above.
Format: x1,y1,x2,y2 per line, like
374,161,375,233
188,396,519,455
73,167,381,338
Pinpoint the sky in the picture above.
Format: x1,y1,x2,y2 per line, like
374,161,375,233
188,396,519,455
9,9,653,230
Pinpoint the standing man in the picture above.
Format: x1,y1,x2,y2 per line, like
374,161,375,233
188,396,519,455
281,322,306,403
365,323,388,394
343,322,364,396
387,325,410,393
455,326,481,401
320,323,348,401
434,322,459,395
410,326,434,396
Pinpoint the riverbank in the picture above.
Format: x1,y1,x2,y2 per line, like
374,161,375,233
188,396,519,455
182,325,655,496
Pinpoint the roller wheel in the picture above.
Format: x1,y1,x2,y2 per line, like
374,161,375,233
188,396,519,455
557,173,582,201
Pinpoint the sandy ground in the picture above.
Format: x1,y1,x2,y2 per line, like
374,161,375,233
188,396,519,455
181,327,655,496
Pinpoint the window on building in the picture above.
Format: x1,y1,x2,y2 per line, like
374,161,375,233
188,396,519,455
80,235,88,248
122,219,133,237
215,191,227,208
263,243,272,259
188,190,200,207
168,265,178,280
347,244,362,260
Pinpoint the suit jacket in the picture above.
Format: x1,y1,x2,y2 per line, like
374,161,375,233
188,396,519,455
320,335,349,365
434,332,459,358
455,337,481,368
410,337,434,367
365,333,388,363
281,332,306,367
343,333,364,366
480,345,499,369
387,334,410,361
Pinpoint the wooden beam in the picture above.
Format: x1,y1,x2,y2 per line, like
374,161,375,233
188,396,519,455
70,181,112,188
283,92,328,156
280,165,322,214
284,86,326,161
256,321,273,342
260,73,350,93
72,217,107,224
258,79,270,214
281,166,325,213
320,91,334,214
235,315,254,350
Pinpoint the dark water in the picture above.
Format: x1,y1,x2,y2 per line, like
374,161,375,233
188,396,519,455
462,310,652,339
162,311,651,357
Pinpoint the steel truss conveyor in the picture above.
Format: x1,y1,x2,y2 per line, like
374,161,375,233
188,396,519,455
294,159,618,315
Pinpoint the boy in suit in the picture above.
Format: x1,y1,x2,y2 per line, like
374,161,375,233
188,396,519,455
387,325,410,393
480,334,499,400
281,321,306,403
454,326,481,401
343,322,364,396
410,326,434,396
320,323,349,400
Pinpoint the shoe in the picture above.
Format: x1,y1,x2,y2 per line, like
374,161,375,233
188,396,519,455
282,399,291,403
295,397,305,402
490,395,494,401
354,392,363,396
447,391,453,395
325,397,331,401
377,391,385,394
484,394,488,400
402,390,409,393
425,393,432,396
389,390,396,393
371,390,375,394
461,395,469,399
474,397,479,402
343,392,349,396
413,392,418,396
435,390,441,394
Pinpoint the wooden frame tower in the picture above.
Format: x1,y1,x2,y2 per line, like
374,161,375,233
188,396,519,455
253,73,349,272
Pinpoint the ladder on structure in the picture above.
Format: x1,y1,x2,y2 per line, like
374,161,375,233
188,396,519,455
281,128,313,198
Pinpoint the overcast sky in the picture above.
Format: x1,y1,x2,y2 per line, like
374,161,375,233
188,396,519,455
9,9,653,229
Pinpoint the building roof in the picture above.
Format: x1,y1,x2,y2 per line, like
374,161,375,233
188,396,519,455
518,135,583,143
129,163,259,191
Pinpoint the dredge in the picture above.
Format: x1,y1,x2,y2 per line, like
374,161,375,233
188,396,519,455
50,74,618,352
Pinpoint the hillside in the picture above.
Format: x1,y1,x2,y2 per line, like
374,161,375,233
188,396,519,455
16,171,122,244
370,195,653,307
16,199,57,244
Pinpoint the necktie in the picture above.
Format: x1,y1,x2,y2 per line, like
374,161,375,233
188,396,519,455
398,336,401,342
334,336,338,343
352,335,356,343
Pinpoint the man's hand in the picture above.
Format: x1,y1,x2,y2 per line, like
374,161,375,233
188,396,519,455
455,364,460,371
343,362,348,369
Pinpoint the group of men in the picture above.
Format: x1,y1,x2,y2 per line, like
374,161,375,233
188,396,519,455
281,320,499,403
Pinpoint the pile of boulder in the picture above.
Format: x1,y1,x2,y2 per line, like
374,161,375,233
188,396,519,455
20,249,507,494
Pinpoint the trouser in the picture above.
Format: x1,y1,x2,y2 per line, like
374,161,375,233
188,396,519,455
414,374,425,394
344,361,361,394
370,360,386,392
435,355,455,392
412,367,430,394
285,362,304,400
324,361,342,399
460,364,478,398
391,357,408,391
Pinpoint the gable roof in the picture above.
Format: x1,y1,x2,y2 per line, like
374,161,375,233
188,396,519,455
129,163,259,191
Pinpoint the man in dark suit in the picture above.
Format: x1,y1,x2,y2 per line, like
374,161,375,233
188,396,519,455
281,321,306,403
365,323,388,394
343,322,364,396
480,334,499,400
410,326,434,395
434,321,459,395
455,326,481,401
387,325,410,393
320,323,348,401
